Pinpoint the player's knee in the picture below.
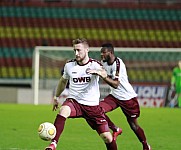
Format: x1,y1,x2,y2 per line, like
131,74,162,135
130,122,139,131
128,118,139,131
59,105,71,118
100,132,113,143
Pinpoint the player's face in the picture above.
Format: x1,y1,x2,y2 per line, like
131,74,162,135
74,43,88,63
101,48,111,62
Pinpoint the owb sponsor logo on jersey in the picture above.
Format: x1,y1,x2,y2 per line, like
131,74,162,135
73,77,91,83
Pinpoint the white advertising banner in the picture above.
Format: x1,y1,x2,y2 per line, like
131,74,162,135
133,84,168,107
100,83,168,108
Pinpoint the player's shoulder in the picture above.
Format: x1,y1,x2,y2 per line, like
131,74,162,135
89,58,102,66
115,57,125,65
116,57,123,62
65,59,76,64
64,59,76,68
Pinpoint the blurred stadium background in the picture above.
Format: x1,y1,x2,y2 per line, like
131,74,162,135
0,0,181,107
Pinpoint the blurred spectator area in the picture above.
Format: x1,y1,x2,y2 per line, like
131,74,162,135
0,0,181,85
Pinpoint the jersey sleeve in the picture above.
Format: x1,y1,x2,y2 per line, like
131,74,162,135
62,63,69,80
91,59,103,70
112,59,120,80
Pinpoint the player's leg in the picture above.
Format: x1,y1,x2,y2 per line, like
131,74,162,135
99,131,117,150
120,97,151,150
96,118,118,150
84,104,118,150
100,100,119,131
104,115,123,140
127,117,151,150
45,111,68,150
100,95,122,140
45,99,78,150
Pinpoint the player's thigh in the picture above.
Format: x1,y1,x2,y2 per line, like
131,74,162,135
83,105,109,134
61,98,82,118
100,94,118,113
119,97,140,118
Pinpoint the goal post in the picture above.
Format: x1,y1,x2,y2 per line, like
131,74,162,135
32,46,73,105
32,46,181,106
32,46,39,105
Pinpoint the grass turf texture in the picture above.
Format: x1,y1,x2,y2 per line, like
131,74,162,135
0,104,181,150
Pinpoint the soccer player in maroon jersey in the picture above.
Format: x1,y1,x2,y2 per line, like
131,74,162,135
88,43,151,150
45,39,118,150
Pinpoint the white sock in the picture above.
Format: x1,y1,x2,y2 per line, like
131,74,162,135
51,141,57,148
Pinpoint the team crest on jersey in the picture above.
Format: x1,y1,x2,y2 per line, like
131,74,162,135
85,68,91,74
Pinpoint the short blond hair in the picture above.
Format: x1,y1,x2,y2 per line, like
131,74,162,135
72,38,89,47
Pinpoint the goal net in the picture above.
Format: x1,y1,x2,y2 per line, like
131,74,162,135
32,46,181,106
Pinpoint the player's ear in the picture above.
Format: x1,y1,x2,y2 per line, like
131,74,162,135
110,50,114,54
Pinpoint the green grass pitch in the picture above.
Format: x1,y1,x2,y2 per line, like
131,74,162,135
0,104,181,150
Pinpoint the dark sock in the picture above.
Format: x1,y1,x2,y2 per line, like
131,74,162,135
136,127,146,142
135,127,149,148
128,118,148,148
105,115,118,132
52,114,66,143
106,140,117,150
142,141,149,149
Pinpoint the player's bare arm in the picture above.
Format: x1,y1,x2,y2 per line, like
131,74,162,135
103,77,120,89
53,77,68,111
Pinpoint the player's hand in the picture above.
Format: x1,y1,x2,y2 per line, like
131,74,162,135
99,69,108,79
53,96,59,111
88,68,107,79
